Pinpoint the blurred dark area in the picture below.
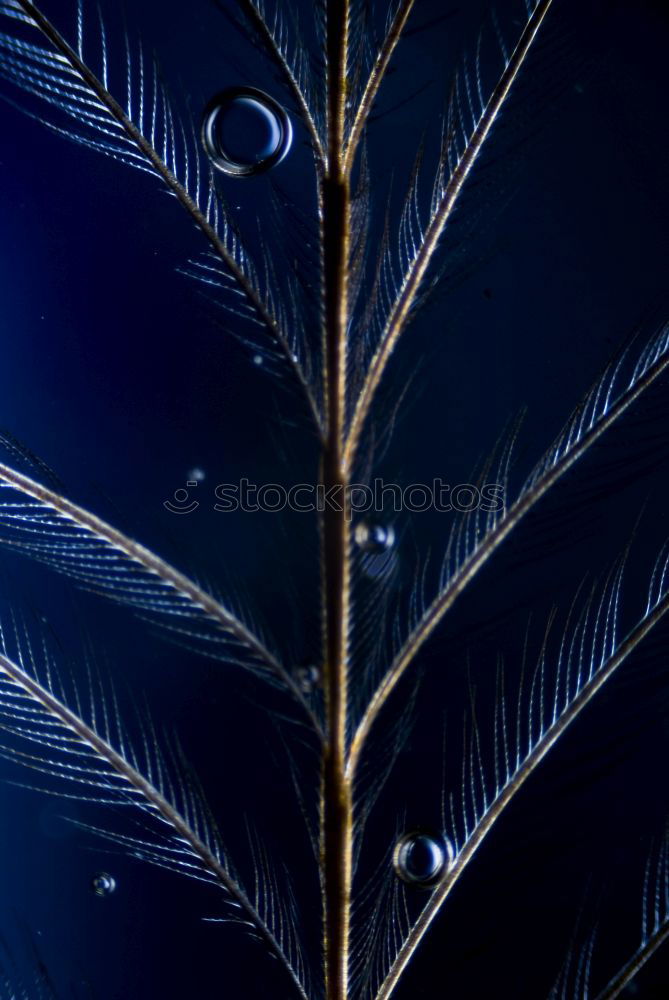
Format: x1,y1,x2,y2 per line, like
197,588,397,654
0,0,668,997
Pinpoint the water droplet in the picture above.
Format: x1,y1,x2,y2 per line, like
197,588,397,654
91,872,116,897
202,88,292,177
253,354,264,366
393,831,452,888
354,521,395,554
187,467,206,483
295,664,320,694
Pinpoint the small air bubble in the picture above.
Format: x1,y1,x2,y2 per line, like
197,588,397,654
295,664,320,694
187,467,206,483
91,872,116,897
253,354,263,366
393,831,452,888
202,88,292,177
354,521,395,554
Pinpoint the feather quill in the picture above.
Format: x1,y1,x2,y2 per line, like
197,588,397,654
0,0,667,996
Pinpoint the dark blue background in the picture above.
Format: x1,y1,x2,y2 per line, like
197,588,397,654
0,0,668,996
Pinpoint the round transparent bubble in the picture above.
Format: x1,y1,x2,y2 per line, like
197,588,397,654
393,831,453,888
202,88,293,177
354,521,395,555
295,664,320,695
91,871,116,897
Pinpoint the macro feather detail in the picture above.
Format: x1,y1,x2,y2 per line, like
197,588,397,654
0,617,311,998
0,0,667,997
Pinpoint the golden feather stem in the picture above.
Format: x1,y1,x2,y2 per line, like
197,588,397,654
16,0,324,436
0,650,310,1000
343,0,415,175
343,0,554,473
374,590,669,1000
595,922,669,1000
321,0,353,996
347,339,669,776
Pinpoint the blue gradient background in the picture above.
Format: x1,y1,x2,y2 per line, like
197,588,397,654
0,0,668,996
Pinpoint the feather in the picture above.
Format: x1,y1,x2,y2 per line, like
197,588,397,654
0,616,310,997
364,541,669,999
0,461,323,733
0,0,667,996
593,827,669,999
344,0,554,460
549,827,669,999
0,0,323,431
